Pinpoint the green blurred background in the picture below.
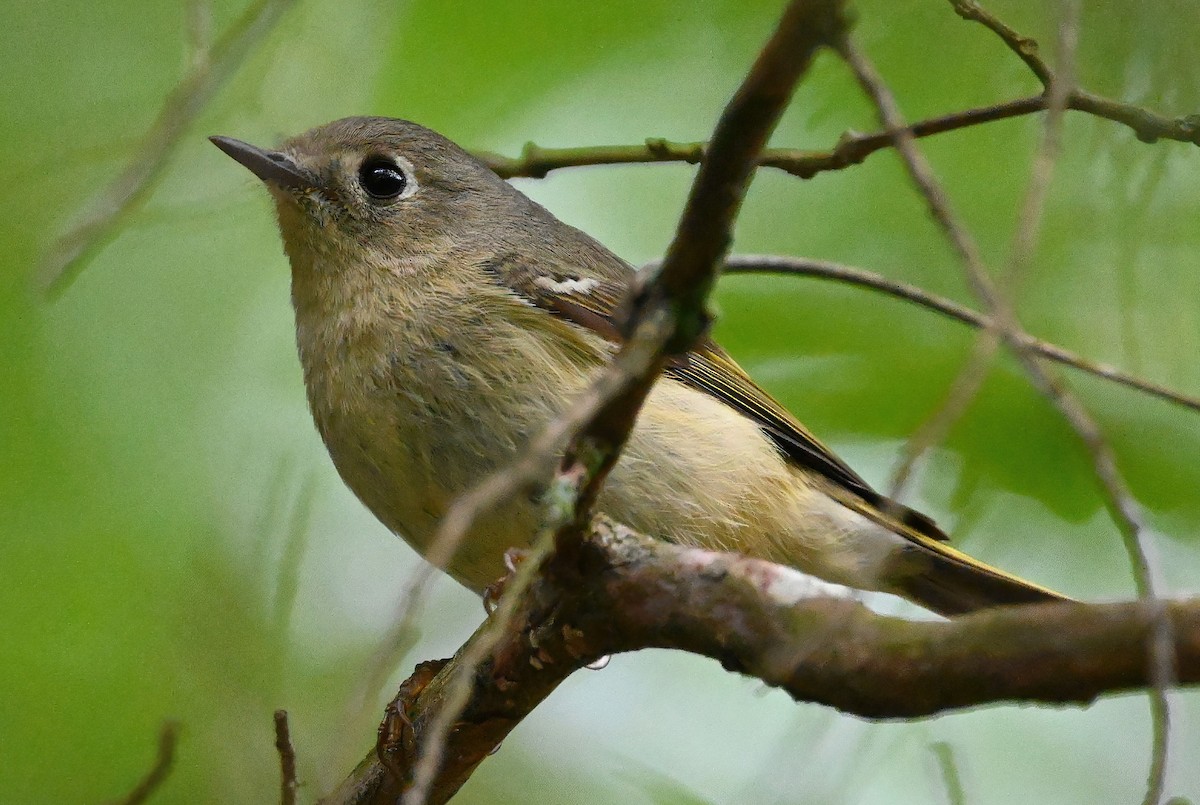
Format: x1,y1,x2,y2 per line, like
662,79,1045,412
3,0,1199,802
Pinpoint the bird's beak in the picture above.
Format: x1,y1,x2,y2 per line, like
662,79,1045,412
209,135,316,191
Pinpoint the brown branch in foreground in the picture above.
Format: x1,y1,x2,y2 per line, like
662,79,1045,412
397,3,851,803
624,0,849,351
347,312,669,729
39,0,299,298
274,710,299,805
107,722,180,805
713,255,1200,414
323,519,1200,805
399,312,673,805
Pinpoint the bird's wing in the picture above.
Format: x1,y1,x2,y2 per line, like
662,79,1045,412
480,252,948,541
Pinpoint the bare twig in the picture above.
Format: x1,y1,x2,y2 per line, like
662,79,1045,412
399,4,850,803
888,0,1077,500
948,0,1051,84
478,95,1050,181
326,519,1200,805
1146,686,1173,805
108,722,180,805
931,742,968,805
914,4,1183,798
949,0,1200,146
713,255,1200,413
274,710,299,805
478,80,1198,183
1005,3,1076,288
838,30,1159,601
352,310,671,721
889,333,1002,499
39,0,299,298
628,0,847,338
1115,148,1171,371
838,30,1173,805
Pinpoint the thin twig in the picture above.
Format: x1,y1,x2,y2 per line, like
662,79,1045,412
478,95,1048,180
888,0,1077,500
1115,148,1171,372
839,33,1156,589
1146,685,1173,805
274,710,299,805
108,722,180,805
345,603,422,735
712,256,1200,413
930,742,968,805
352,314,670,719
478,79,1198,183
839,30,1173,805
949,0,1200,146
39,0,299,298
889,333,1001,499
948,0,1051,84
1005,3,1076,289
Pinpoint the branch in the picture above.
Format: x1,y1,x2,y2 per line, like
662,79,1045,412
930,742,968,805
274,710,299,805
39,0,299,298
625,0,848,348
399,313,673,805
325,519,1200,805
107,722,180,805
887,0,1077,501
477,95,1051,180
477,83,1198,183
839,31,1162,603
838,29,1174,805
948,0,1200,145
381,3,851,803
327,5,1193,804
471,2,1199,185
705,255,1200,414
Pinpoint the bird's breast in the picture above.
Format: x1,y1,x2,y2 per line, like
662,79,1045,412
291,278,599,587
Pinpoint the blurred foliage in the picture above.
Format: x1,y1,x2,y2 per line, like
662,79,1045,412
2,0,1199,803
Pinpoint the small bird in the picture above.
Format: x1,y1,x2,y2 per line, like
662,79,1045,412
211,116,1068,616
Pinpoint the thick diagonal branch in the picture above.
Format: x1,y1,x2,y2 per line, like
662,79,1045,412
394,3,851,804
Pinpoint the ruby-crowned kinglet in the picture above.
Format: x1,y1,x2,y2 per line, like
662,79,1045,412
211,117,1067,615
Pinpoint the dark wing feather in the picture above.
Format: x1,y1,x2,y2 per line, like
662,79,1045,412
481,252,947,541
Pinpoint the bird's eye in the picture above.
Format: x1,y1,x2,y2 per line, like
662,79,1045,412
357,157,408,200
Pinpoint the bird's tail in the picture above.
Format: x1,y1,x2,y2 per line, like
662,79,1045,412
887,533,1071,616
